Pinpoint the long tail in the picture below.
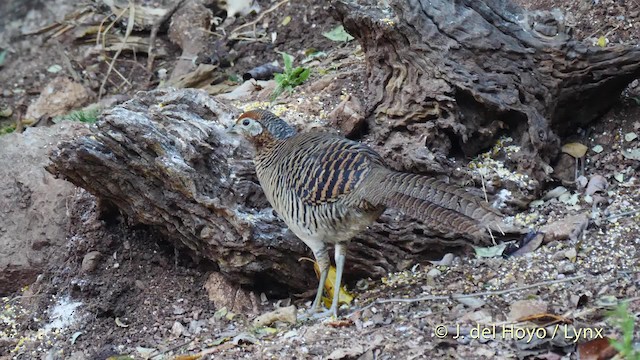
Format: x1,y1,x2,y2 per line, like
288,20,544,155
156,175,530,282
362,168,524,242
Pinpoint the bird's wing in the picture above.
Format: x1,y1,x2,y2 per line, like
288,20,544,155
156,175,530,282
289,135,383,205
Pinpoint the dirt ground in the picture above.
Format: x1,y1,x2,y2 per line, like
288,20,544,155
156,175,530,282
1,0,639,359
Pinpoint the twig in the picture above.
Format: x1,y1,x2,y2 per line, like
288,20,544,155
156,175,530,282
149,339,194,359
561,296,640,321
101,60,131,86
230,35,270,43
479,170,488,203
349,274,586,316
99,6,127,48
607,209,640,221
230,0,289,37
99,1,135,99
146,0,185,73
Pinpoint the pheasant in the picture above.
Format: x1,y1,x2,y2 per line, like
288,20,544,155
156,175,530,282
229,109,525,318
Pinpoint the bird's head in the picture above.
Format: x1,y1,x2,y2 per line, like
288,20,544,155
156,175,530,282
228,109,296,146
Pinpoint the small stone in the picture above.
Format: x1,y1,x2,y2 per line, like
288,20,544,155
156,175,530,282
427,268,442,278
172,305,186,315
508,299,547,321
551,250,566,261
171,321,185,337
252,305,297,327
328,95,365,136
456,296,485,309
541,213,589,243
543,186,568,200
564,248,577,261
203,272,257,314
0,106,12,117
576,175,588,189
624,132,638,142
188,320,205,335
585,175,608,195
81,251,102,273
25,77,94,120
426,268,442,286
429,253,454,266
560,263,576,274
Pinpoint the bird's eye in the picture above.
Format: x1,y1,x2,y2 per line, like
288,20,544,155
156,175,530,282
242,119,250,126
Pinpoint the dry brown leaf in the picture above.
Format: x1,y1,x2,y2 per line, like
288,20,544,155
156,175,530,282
577,337,618,360
562,142,588,158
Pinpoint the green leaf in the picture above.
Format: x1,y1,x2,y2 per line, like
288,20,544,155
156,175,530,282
607,302,638,358
270,86,285,101
596,36,607,48
297,68,310,82
322,25,354,42
473,243,506,258
280,52,293,73
271,51,310,101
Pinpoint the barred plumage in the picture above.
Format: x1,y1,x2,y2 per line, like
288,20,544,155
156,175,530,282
230,109,526,318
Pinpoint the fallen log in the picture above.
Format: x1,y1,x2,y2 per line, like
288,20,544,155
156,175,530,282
47,89,475,294
330,0,640,181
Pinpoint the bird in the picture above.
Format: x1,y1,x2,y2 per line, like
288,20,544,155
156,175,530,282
229,109,526,318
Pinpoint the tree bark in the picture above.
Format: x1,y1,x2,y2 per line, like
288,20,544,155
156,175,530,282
47,89,476,294
330,0,640,180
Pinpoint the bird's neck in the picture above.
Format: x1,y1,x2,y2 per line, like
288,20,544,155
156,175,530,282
251,132,281,153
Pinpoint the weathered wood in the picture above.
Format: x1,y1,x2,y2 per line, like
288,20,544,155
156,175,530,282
330,0,640,180
47,89,474,294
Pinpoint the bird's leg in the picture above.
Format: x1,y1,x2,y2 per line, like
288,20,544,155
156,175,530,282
328,243,347,318
309,245,330,313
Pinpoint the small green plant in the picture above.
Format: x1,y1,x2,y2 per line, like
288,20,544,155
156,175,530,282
608,302,640,359
271,52,310,101
55,107,100,124
0,123,15,135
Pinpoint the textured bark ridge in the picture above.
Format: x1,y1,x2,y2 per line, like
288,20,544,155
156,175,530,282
48,89,476,293
330,0,640,179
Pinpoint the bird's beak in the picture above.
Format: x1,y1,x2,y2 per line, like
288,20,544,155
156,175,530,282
227,124,239,134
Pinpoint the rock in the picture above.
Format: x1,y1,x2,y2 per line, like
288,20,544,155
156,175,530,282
508,299,547,321
203,272,258,315
328,95,365,136
25,77,93,120
427,268,442,278
217,80,277,102
188,319,207,335
171,321,185,337
80,251,102,273
252,305,297,327
541,213,589,243
585,175,608,196
560,263,576,274
429,253,455,266
564,248,577,261
0,122,89,295
552,153,575,184
459,309,493,323
456,296,486,309
172,305,186,315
